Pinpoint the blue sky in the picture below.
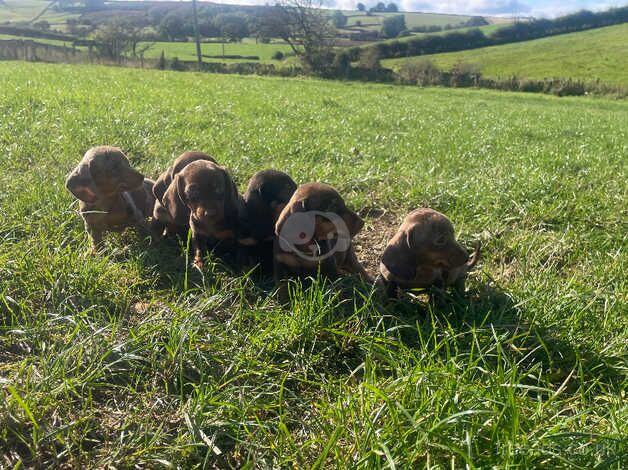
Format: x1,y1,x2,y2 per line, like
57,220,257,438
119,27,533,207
205,0,625,17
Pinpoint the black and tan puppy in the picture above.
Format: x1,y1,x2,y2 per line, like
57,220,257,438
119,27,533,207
379,208,480,297
65,146,155,254
156,159,240,268
238,170,297,270
273,182,372,295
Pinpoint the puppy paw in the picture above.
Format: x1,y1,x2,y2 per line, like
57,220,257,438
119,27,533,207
193,257,205,270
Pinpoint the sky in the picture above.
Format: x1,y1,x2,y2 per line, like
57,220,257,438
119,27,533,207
192,0,625,17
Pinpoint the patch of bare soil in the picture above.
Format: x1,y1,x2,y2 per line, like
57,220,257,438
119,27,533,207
353,209,400,278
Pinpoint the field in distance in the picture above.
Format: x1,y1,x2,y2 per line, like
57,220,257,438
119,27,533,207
0,61,626,467
142,38,296,64
383,23,628,86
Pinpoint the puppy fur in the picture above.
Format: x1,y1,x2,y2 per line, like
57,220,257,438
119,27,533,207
273,182,372,295
379,208,478,297
156,159,240,268
152,151,218,237
238,169,297,270
65,146,155,254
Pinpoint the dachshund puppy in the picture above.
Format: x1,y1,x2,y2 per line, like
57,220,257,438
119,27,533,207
273,182,372,295
238,170,297,270
379,208,479,298
156,160,240,268
65,146,155,254
152,151,217,237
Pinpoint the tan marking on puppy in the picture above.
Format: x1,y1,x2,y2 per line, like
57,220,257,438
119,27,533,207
273,182,372,288
379,208,476,296
159,160,240,268
65,146,156,254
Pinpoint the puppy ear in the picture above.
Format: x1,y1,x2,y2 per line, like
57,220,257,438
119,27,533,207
405,224,422,252
119,166,144,192
152,170,172,202
161,174,189,227
381,238,417,281
275,198,307,236
342,210,364,238
65,161,98,203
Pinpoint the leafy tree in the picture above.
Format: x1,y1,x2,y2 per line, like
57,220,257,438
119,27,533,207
331,10,348,28
93,19,136,60
375,2,386,11
385,3,398,12
257,0,335,74
159,13,186,41
357,3,366,12
381,14,406,38
214,13,249,42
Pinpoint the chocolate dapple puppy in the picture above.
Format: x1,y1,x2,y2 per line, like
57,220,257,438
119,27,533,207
379,208,479,297
238,170,297,270
152,151,218,237
65,146,155,254
158,160,240,268
273,182,372,294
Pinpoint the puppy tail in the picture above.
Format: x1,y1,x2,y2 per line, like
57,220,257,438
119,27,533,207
466,241,481,270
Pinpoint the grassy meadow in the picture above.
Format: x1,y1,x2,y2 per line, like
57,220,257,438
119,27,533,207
142,39,295,64
340,10,474,32
383,23,628,86
0,62,627,468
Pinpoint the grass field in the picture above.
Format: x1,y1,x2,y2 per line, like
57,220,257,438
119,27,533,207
383,23,628,86
0,62,626,468
0,0,48,23
0,0,78,27
142,39,295,64
341,10,474,31
373,23,505,45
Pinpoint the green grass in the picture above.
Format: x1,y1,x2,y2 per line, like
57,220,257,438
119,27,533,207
0,32,79,48
373,23,505,45
142,39,295,64
383,23,628,86
341,10,474,30
0,0,49,23
0,61,627,468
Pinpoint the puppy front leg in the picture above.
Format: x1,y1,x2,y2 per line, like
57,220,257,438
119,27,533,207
191,231,206,269
341,246,374,283
453,275,467,296
385,280,399,298
86,225,103,255
273,257,292,304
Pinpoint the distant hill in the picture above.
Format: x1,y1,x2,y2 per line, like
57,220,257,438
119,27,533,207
383,23,628,86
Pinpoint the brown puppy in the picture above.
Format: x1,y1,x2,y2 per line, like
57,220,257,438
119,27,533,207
273,182,371,295
379,208,479,297
153,151,217,202
157,160,240,268
152,151,218,237
238,170,297,270
65,146,156,254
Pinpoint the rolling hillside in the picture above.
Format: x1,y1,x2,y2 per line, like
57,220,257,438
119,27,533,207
383,23,628,86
